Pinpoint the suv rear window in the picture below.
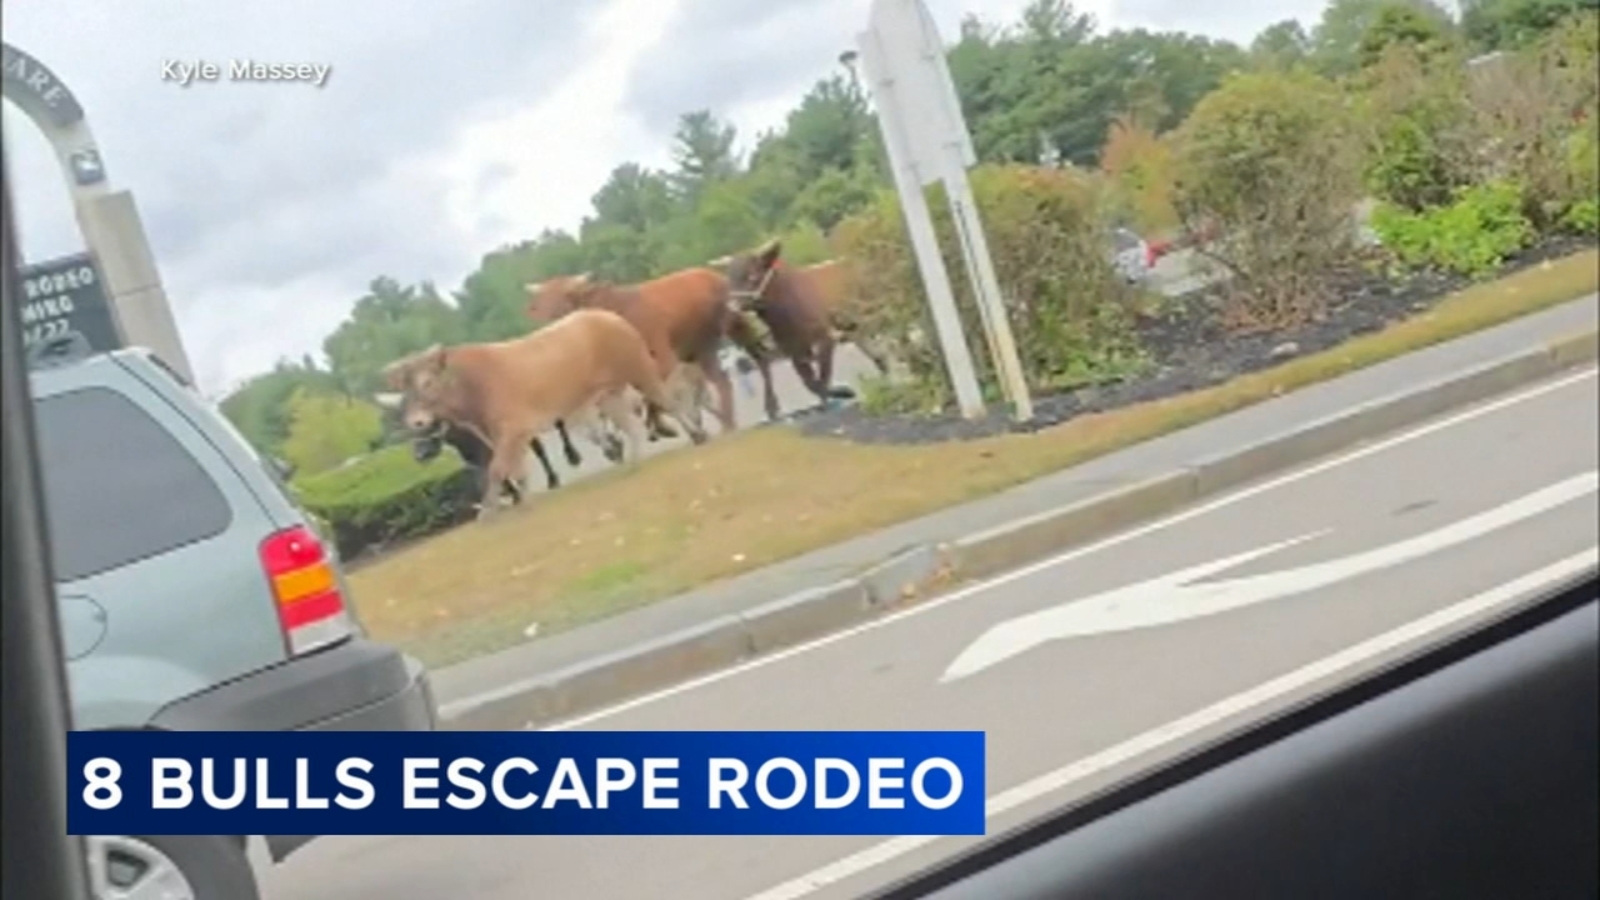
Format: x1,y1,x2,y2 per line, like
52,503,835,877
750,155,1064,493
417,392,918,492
33,387,232,581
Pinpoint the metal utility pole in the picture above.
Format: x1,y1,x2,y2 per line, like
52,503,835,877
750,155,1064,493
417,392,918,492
856,27,987,419
858,0,1034,422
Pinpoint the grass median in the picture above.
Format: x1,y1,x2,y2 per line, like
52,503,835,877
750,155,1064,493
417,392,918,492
351,249,1599,667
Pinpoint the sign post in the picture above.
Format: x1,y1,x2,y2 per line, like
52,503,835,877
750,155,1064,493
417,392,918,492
855,28,986,419
859,0,1033,422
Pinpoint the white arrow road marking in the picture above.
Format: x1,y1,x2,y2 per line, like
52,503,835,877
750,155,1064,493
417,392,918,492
942,470,1598,683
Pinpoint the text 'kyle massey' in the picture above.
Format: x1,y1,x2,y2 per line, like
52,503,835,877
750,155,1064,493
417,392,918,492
162,60,332,88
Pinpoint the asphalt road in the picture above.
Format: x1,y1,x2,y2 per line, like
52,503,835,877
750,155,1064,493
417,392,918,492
264,365,1599,900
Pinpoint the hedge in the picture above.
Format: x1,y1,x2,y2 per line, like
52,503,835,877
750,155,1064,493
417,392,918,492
291,443,480,560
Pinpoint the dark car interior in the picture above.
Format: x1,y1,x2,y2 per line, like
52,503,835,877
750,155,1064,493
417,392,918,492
5,134,1597,900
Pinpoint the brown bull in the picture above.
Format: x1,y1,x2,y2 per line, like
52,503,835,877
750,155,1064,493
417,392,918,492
381,307,706,520
715,239,888,408
525,266,781,430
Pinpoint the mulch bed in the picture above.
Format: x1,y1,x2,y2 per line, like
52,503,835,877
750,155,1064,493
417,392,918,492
788,235,1597,446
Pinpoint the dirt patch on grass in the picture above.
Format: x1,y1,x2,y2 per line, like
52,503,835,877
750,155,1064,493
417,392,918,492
350,248,1599,667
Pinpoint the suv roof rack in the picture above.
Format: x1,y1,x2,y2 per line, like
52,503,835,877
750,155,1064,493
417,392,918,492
24,331,97,372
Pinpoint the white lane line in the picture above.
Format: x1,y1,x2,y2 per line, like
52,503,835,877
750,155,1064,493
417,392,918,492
547,365,1597,731
744,547,1600,900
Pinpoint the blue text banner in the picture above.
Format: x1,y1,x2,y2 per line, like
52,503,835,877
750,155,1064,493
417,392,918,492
68,730,986,836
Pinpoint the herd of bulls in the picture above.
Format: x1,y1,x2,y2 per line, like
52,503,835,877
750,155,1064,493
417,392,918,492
374,240,877,520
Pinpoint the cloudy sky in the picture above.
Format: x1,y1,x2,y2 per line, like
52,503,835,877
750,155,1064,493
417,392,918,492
4,0,1324,397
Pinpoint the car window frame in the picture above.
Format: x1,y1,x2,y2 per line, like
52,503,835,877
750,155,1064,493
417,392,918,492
2,131,97,900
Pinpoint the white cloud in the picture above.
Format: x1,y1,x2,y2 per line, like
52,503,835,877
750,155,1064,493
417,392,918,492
431,0,689,264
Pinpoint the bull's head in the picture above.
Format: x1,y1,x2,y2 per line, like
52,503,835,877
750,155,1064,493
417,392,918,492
524,273,602,323
376,344,453,434
722,239,782,312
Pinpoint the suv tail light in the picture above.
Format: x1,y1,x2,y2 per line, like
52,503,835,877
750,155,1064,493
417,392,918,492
260,525,353,656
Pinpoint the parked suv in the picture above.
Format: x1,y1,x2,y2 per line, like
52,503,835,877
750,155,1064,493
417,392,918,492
26,334,437,900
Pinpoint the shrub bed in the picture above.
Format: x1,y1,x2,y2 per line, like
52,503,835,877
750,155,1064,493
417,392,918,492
292,444,480,561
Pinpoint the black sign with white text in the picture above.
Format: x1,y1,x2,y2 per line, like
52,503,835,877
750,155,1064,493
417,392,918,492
18,252,122,354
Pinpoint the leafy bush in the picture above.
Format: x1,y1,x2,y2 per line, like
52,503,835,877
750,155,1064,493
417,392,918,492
1561,198,1600,235
1371,179,1536,277
772,219,833,266
830,163,1147,412
278,388,385,477
1465,13,1600,229
1172,69,1367,330
292,444,479,560
1099,116,1181,236
1358,43,1479,211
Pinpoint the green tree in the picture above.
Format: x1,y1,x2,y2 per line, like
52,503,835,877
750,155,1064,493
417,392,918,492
787,166,879,232
741,139,811,228
1462,0,1599,50
456,231,587,341
578,219,665,282
683,180,766,263
219,359,343,457
323,277,465,397
590,163,678,231
278,387,385,477
1252,20,1314,69
1359,2,1458,67
780,76,873,179
1311,0,1456,75
670,111,741,204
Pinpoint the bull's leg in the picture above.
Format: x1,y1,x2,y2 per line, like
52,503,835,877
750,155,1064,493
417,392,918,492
698,357,738,434
639,338,682,441
790,351,829,405
637,372,709,446
856,337,892,377
555,419,582,467
667,365,709,437
528,438,558,493
569,402,625,465
479,438,527,522
596,391,648,466
815,333,851,401
468,464,493,514
726,314,780,421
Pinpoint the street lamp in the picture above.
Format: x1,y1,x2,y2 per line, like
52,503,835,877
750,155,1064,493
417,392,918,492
838,49,861,97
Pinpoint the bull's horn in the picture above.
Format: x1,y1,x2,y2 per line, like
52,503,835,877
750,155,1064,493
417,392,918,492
756,237,781,257
373,392,404,410
707,255,732,267
573,272,592,285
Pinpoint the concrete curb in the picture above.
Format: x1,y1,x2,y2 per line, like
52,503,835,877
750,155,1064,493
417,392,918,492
438,330,1598,730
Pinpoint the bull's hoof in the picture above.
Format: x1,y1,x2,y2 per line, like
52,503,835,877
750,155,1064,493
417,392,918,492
826,385,857,401
652,422,681,440
602,436,625,464
688,429,710,446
